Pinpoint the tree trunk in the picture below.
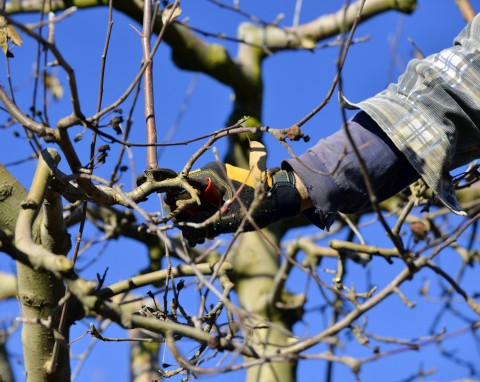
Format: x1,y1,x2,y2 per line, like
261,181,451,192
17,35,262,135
231,231,297,382
0,165,71,382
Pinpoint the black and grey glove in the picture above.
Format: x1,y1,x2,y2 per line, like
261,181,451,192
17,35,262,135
166,162,300,246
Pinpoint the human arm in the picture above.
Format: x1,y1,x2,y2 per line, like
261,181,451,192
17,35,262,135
170,13,480,245
169,112,419,245
295,13,480,224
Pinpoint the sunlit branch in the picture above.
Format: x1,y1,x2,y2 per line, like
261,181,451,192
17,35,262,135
142,0,158,169
13,149,74,275
98,262,233,298
455,0,476,22
264,256,429,358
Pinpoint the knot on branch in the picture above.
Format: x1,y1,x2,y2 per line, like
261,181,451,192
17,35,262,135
42,128,58,143
0,184,13,201
21,199,38,210
285,125,310,142
208,335,233,352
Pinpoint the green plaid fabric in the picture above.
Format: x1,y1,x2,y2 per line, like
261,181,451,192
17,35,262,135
356,15,480,215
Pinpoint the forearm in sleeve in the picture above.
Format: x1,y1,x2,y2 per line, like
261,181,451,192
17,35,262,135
284,111,419,229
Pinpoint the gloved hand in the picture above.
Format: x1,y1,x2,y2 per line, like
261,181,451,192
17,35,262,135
166,162,300,246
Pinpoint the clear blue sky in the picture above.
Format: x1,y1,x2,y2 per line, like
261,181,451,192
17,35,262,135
0,1,477,381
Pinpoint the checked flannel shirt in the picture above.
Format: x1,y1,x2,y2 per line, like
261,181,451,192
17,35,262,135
357,13,480,215
286,14,480,229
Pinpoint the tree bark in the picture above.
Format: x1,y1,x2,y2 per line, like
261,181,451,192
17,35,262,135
0,165,71,382
129,328,160,382
231,231,297,382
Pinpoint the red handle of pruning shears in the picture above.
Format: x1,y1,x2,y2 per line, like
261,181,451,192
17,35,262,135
203,177,223,206
166,177,223,217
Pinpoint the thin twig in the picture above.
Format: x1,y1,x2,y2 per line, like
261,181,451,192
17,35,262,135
142,0,158,169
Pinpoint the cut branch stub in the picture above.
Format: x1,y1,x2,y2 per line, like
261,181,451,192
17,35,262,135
286,125,310,142
270,125,311,143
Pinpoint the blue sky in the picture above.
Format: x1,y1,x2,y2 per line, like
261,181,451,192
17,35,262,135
0,1,478,381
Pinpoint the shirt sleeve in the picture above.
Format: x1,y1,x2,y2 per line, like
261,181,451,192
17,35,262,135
355,14,480,215
283,112,418,230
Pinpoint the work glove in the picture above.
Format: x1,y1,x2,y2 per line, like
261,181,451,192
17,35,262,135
165,143,300,246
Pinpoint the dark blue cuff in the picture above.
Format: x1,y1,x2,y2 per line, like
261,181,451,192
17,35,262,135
282,153,341,230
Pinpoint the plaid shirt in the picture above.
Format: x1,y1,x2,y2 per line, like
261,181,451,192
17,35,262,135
355,14,480,215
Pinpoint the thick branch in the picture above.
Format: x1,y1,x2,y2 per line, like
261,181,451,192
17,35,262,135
0,153,71,381
14,149,74,275
238,0,416,53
